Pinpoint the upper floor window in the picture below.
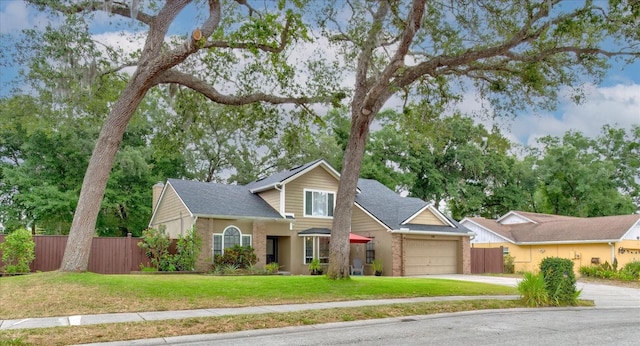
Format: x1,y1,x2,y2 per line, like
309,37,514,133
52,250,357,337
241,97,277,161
304,189,335,217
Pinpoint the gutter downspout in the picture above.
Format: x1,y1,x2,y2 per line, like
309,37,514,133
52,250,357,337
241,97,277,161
608,242,615,264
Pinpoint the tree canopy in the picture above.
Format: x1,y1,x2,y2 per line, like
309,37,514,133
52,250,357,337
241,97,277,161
1,0,638,277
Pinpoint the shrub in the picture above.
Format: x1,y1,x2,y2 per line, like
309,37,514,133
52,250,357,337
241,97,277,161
173,228,201,271
540,257,580,306
138,226,171,270
518,272,549,307
0,228,36,274
265,262,279,274
619,261,640,281
213,245,257,270
138,226,201,272
503,254,515,274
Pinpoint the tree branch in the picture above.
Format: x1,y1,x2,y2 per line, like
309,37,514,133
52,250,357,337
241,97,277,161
154,69,330,106
201,13,291,54
26,0,154,25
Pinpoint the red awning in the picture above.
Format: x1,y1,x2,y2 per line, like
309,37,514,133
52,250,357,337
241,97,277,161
349,233,372,243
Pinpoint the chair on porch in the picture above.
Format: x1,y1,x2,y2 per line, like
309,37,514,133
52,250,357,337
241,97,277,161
350,258,364,275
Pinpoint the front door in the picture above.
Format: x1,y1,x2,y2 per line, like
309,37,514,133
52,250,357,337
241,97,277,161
266,236,278,264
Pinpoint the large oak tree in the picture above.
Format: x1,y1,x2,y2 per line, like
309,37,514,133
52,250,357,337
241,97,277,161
20,0,341,271
323,0,639,278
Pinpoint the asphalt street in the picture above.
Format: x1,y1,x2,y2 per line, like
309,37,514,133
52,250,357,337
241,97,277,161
127,307,640,346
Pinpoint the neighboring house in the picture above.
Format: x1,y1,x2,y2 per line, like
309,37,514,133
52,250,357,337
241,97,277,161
149,159,473,275
460,211,640,274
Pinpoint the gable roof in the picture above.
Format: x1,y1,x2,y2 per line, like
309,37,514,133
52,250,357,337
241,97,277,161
497,210,578,224
166,178,283,220
245,159,342,193
355,179,471,236
157,161,470,236
466,211,640,244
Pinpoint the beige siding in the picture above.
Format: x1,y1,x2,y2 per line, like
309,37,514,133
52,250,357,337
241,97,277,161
408,208,446,226
150,185,193,239
351,206,386,232
258,189,281,213
283,166,339,274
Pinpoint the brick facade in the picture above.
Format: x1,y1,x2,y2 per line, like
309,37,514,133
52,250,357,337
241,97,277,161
252,222,267,266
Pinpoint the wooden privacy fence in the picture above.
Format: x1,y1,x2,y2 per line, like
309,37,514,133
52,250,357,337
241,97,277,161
0,234,153,274
471,247,504,274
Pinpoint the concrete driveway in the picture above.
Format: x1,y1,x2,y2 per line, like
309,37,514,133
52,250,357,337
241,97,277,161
426,274,640,308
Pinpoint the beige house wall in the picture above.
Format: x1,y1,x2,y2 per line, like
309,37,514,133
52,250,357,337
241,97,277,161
349,206,389,275
408,209,446,226
258,189,281,213
283,165,339,274
149,185,194,239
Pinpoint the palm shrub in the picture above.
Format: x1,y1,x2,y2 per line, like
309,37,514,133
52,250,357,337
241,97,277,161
0,228,35,273
517,272,549,307
540,257,580,306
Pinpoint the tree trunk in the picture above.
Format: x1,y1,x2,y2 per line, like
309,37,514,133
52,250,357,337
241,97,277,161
326,111,372,279
59,81,149,272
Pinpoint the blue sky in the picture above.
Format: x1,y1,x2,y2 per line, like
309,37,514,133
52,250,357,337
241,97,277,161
1,0,638,147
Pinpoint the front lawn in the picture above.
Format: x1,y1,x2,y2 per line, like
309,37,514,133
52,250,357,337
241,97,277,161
1,272,517,319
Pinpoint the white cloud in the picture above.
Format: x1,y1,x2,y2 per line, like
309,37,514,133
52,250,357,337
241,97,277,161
509,83,640,146
0,1,50,34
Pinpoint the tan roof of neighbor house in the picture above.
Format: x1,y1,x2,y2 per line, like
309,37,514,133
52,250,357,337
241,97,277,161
506,211,579,224
470,212,640,244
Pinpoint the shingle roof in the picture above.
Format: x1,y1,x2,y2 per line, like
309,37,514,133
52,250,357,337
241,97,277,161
244,159,324,191
356,179,470,235
470,212,640,243
167,178,283,219
162,162,469,236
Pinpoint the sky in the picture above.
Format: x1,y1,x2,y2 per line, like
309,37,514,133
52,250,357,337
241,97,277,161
0,0,638,148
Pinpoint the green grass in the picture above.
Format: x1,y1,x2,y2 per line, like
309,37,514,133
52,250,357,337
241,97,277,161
1,272,518,319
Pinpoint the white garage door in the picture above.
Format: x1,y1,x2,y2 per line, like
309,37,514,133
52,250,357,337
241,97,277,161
405,239,458,275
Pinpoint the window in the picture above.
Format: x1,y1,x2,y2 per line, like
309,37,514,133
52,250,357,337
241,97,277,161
365,238,375,264
304,236,314,264
318,237,329,263
213,226,251,257
303,236,330,264
304,190,335,217
503,247,509,255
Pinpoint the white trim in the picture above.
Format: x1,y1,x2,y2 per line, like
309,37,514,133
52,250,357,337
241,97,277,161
459,218,515,244
280,184,286,215
388,229,474,237
517,239,621,245
303,188,336,218
496,211,537,224
401,204,454,227
192,214,288,222
148,181,194,227
353,202,391,230
297,233,331,237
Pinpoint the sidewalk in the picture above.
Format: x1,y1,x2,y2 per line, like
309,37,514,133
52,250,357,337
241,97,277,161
3,275,639,331
0,295,518,330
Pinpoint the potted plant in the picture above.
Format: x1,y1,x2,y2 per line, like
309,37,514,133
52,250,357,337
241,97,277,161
309,258,323,275
371,259,383,276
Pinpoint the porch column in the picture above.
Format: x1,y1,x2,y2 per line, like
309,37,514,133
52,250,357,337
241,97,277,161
253,222,267,267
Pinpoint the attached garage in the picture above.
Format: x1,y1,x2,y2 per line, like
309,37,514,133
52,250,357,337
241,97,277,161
404,238,458,275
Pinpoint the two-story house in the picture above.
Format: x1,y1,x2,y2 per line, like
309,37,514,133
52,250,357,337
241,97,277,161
149,159,473,276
